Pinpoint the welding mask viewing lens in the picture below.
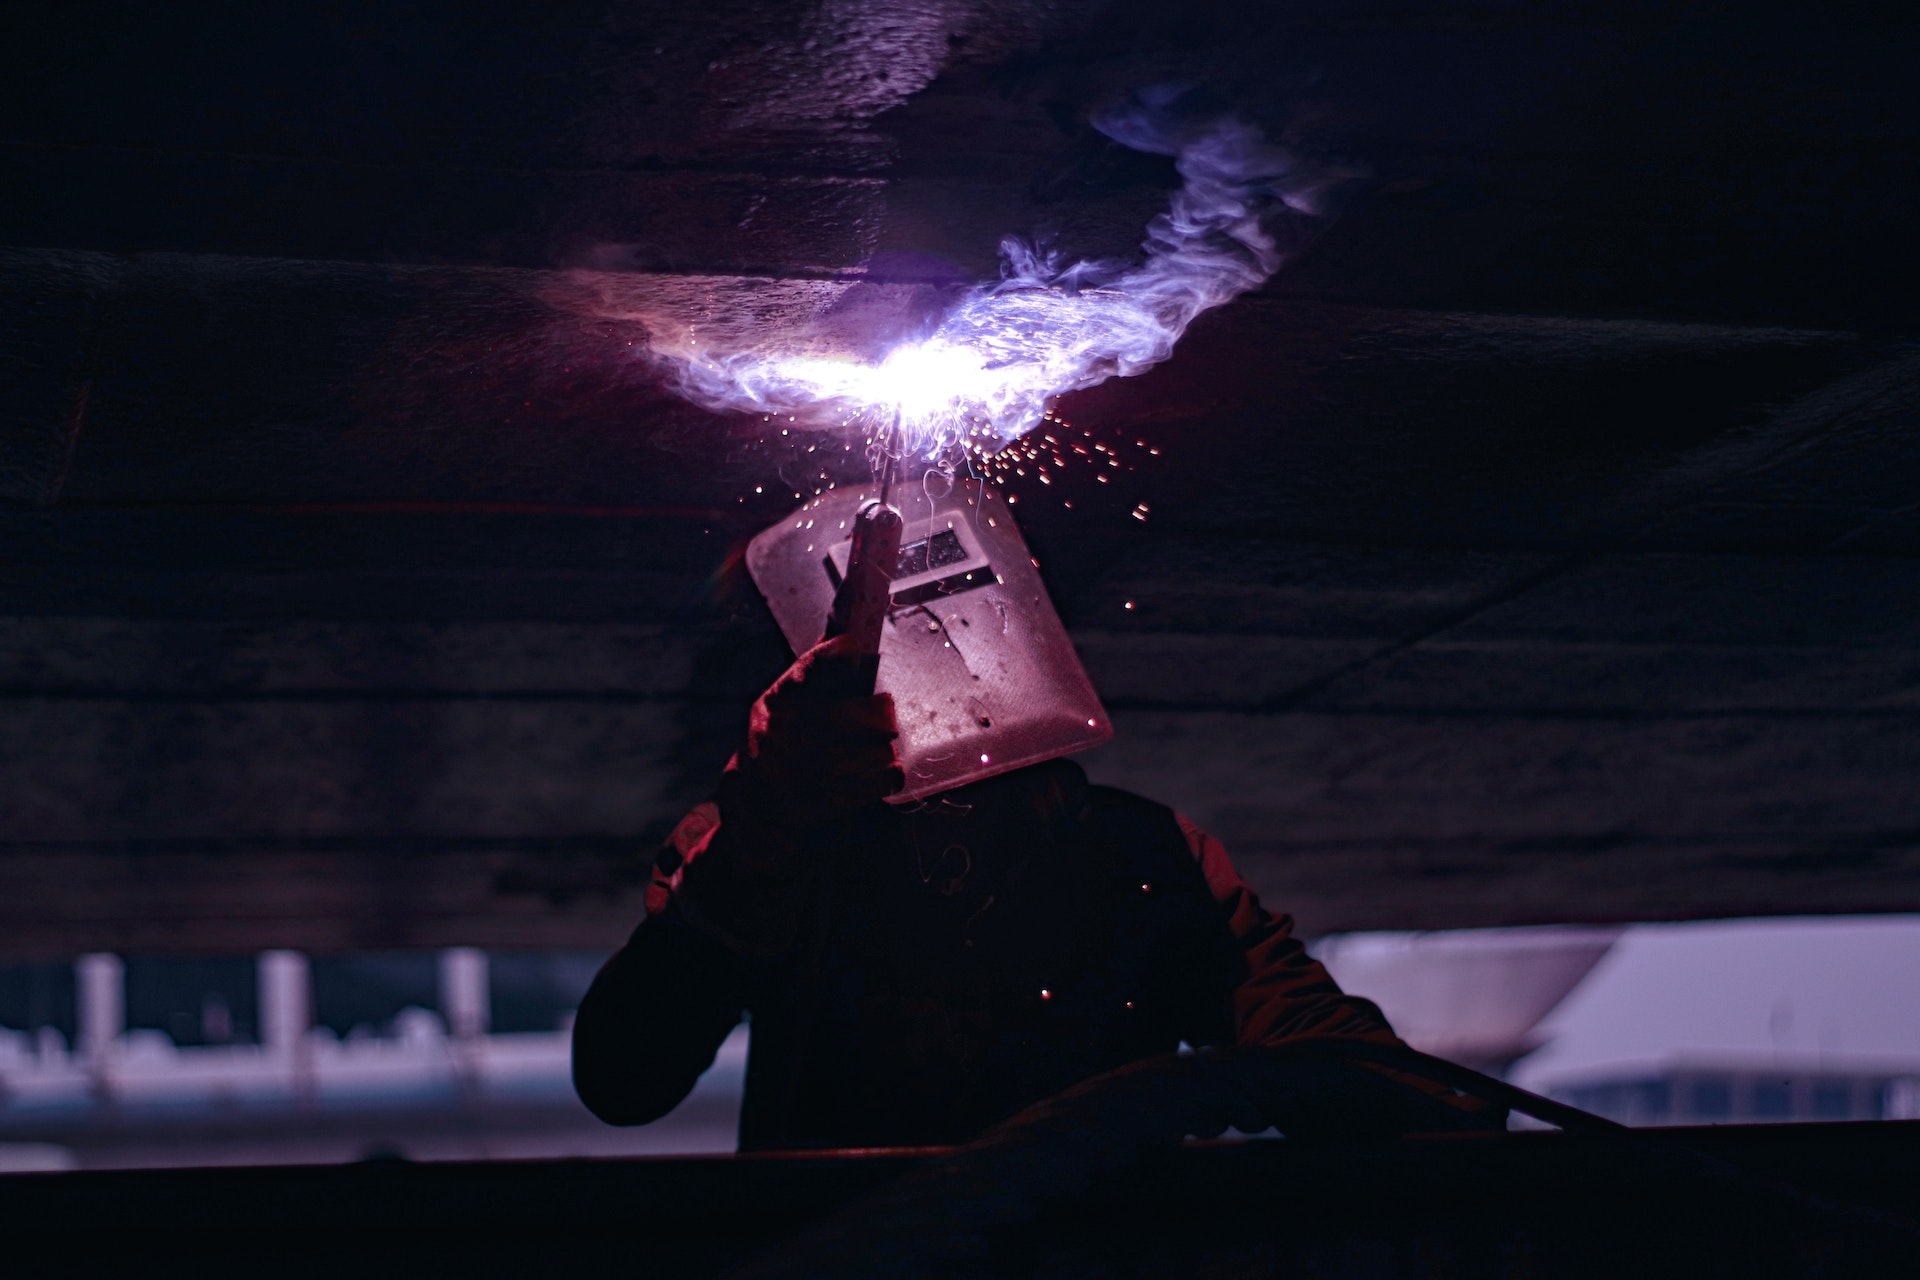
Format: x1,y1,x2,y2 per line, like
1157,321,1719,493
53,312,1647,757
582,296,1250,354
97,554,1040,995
746,476,1112,801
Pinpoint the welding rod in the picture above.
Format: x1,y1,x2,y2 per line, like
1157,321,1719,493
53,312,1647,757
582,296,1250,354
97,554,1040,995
877,407,900,507
823,409,904,666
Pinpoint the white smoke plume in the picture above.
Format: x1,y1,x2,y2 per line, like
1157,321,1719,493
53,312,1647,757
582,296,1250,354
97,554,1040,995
651,89,1355,460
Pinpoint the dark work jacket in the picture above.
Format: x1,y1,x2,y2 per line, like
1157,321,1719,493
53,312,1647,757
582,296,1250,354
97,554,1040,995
571,760,1409,1151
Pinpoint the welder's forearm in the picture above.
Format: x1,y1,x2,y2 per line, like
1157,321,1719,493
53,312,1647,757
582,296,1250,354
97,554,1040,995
1231,922,1402,1047
570,905,745,1126
1227,922,1495,1117
1175,813,1406,1048
1238,997,1403,1048
1224,930,1502,1124
673,795,821,958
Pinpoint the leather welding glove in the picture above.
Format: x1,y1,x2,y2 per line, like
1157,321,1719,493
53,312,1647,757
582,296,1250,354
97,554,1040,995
673,634,902,955
730,632,905,834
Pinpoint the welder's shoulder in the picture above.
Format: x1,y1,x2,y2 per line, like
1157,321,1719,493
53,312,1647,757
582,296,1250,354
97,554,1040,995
1082,784,1203,873
1083,785,1255,905
1081,782,1179,831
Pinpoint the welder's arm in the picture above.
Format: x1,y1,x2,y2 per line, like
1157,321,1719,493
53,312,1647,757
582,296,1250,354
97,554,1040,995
1175,814,1403,1047
672,634,903,956
571,896,746,1126
1176,815,1502,1126
573,640,899,1123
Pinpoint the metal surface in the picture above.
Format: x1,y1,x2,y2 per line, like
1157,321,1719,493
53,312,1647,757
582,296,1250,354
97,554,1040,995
11,1119,1920,1278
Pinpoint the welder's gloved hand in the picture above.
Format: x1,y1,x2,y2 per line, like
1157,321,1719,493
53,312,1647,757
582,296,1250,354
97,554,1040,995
674,636,902,956
730,633,905,836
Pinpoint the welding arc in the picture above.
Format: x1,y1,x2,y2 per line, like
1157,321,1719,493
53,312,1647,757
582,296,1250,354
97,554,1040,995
877,405,901,507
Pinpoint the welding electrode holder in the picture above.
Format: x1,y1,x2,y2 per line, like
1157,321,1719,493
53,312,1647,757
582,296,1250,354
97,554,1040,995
823,498,903,676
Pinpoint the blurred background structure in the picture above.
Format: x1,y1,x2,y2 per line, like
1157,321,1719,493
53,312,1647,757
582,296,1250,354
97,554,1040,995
0,947,746,1170
8,917,1920,1168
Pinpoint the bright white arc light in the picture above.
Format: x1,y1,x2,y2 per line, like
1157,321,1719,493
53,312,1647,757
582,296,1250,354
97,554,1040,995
654,107,1350,461
751,339,1004,452
874,342,996,423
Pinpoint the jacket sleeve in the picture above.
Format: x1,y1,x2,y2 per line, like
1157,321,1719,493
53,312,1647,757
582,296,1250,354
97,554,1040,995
1174,814,1507,1129
570,807,749,1126
1175,813,1403,1048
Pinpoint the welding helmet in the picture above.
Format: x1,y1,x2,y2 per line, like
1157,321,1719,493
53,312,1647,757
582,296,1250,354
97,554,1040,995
746,476,1112,801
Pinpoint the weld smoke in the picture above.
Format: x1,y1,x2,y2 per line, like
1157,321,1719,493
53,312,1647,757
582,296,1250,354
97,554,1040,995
655,93,1356,458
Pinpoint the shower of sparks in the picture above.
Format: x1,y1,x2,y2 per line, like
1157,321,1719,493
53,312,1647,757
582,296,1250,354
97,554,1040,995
971,412,1160,515
734,407,1160,519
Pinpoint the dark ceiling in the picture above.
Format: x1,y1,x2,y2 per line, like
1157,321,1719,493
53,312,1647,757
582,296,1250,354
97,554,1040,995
4,1,1919,955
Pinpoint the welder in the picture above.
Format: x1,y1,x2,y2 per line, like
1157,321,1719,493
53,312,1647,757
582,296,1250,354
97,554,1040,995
571,484,1489,1150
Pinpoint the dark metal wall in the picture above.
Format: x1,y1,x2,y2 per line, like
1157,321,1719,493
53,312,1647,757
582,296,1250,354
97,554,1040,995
11,1123,1920,1277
